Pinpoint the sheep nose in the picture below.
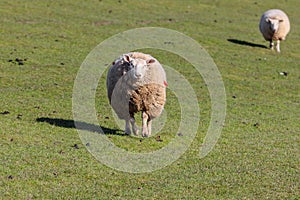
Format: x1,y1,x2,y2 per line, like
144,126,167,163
135,74,142,78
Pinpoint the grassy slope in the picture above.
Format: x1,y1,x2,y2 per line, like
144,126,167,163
0,0,299,199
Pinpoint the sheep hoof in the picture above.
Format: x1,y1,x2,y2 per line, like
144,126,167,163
142,131,149,138
125,128,131,135
133,129,139,136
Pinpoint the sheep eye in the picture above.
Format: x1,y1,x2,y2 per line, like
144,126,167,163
128,61,134,69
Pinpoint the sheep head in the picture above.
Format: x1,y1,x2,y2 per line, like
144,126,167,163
123,54,155,80
266,17,284,33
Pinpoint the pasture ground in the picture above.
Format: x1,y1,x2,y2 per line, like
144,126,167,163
0,0,299,199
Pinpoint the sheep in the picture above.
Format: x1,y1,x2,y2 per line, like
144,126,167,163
106,52,167,137
259,9,290,53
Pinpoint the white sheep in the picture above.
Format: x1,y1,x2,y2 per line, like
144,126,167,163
106,52,167,137
259,9,290,53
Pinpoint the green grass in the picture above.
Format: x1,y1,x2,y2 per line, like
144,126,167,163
1,0,299,199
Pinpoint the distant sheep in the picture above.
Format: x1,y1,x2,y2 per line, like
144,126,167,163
259,9,290,52
106,52,167,137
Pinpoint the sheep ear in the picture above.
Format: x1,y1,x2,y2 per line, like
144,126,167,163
146,59,155,64
123,55,131,63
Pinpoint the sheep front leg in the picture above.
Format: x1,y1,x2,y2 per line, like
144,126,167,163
142,112,149,137
125,119,131,135
269,40,274,50
275,40,280,53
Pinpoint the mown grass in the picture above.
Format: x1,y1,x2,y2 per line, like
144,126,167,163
1,0,299,199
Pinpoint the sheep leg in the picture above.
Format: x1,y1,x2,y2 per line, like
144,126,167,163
269,40,274,50
130,117,139,136
147,118,152,137
125,119,131,135
142,112,149,137
275,40,280,53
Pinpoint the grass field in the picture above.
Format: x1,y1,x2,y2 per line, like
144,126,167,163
1,0,299,199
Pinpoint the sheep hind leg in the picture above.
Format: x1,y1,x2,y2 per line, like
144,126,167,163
142,112,149,137
275,40,280,53
147,118,152,137
130,117,139,136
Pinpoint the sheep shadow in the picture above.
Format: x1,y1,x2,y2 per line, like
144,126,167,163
36,117,125,136
227,39,268,49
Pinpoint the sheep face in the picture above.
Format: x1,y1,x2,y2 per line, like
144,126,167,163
124,55,155,81
266,18,283,33
131,59,148,79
